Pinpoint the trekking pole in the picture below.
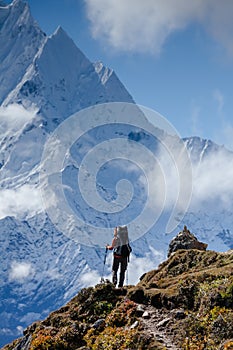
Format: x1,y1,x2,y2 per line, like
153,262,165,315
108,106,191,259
126,268,129,285
100,246,108,283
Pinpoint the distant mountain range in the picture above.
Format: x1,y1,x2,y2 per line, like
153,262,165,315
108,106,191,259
0,0,232,347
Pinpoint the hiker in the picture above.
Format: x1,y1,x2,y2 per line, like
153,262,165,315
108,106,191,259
106,226,131,288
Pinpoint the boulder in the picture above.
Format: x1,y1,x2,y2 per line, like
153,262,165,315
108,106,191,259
168,226,207,257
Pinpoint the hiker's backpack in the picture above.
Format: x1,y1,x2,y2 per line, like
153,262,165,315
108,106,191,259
114,226,132,258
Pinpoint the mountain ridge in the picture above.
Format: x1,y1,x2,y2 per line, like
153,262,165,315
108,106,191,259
2,248,233,349
0,0,233,347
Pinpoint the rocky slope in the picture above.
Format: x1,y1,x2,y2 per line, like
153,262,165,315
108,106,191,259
3,247,233,350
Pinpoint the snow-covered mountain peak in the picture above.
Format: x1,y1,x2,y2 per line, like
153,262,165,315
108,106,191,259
36,25,91,81
52,25,70,38
0,0,133,123
0,0,45,104
183,136,228,163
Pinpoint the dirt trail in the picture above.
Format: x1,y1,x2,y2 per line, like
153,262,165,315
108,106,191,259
138,305,183,350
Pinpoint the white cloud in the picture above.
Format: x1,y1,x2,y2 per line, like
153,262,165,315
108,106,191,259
0,328,13,336
20,312,41,324
46,268,62,280
85,0,203,54
0,185,43,220
204,1,233,57
141,138,193,217
141,137,233,220
128,250,162,285
80,269,101,286
16,326,24,336
9,261,34,283
0,104,37,133
191,149,233,208
85,0,233,56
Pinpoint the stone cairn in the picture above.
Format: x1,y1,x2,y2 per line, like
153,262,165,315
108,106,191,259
168,225,208,257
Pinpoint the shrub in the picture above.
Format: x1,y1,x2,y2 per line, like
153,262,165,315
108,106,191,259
84,326,140,350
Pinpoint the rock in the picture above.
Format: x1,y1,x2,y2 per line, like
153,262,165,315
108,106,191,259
136,304,145,316
92,318,105,329
157,317,171,328
127,286,147,304
168,225,208,257
174,309,186,319
23,322,39,335
142,311,150,319
12,335,31,350
130,320,139,329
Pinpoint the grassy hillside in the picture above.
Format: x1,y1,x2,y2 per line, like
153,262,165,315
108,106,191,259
3,249,233,350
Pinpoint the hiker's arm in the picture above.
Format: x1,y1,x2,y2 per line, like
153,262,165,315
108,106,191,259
106,237,117,250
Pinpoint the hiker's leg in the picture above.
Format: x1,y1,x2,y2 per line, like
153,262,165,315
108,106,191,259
112,257,119,286
112,270,117,286
118,257,127,287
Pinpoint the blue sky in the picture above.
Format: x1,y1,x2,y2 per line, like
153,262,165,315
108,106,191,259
14,0,233,149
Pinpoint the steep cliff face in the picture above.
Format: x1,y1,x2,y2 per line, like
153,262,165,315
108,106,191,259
0,0,45,104
3,248,233,350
